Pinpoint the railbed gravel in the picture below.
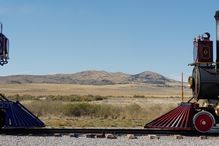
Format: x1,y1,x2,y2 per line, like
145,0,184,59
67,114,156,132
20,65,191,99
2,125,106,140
1,135,219,146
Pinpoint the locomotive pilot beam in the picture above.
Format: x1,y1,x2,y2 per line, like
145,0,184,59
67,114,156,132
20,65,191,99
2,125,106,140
145,10,219,133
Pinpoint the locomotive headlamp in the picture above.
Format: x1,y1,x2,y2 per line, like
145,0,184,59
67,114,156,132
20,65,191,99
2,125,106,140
188,76,194,89
215,11,219,63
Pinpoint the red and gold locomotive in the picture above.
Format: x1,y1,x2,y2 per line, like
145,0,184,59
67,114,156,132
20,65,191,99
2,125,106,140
145,11,219,133
187,11,219,132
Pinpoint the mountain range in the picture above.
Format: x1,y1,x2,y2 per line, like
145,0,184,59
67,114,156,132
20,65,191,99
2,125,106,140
0,70,176,85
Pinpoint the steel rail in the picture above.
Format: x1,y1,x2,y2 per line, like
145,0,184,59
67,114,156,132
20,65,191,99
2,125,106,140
0,128,218,136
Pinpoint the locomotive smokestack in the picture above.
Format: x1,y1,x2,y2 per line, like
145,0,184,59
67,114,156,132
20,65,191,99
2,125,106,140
215,11,219,64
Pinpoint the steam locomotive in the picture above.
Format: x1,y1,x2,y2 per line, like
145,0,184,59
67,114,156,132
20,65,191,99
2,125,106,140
186,11,219,132
145,11,219,133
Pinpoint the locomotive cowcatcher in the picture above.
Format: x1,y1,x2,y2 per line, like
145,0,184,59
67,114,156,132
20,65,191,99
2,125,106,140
145,11,219,133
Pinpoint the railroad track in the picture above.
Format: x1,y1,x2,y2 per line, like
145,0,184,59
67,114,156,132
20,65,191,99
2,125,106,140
1,128,219,136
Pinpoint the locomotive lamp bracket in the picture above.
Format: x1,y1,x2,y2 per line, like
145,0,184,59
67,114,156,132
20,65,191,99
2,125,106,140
0,22,9,66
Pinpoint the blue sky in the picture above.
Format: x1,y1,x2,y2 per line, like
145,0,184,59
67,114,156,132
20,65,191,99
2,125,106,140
0,0,218,80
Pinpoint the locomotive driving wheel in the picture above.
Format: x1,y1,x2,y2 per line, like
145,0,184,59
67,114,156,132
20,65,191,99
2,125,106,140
193,111,215,133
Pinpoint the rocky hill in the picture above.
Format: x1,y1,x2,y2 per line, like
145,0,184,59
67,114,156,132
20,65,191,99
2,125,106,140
0,70,175,85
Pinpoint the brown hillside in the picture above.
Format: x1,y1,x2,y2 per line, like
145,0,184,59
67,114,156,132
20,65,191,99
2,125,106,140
0,70,177,85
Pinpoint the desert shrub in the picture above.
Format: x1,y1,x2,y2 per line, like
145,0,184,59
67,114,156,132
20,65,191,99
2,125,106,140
7,94,107,102
94,104,122,119
8,94,38,101
77,95,106,101
63,103,95,117
61,103,145,119
23,101,63,117
62,103,121,118
127,103,141,112
133,95,145,98
93,95,105,101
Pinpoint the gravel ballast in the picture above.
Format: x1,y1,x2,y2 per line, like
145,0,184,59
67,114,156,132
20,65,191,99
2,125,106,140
1,135,219,146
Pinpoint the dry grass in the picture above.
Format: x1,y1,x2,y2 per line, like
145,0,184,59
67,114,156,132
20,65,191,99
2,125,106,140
19,96,180,127
0,83,192,127
42,117,146,127
0,83,191,97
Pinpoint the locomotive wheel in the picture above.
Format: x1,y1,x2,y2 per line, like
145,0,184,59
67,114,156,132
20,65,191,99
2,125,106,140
193,111,215,133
